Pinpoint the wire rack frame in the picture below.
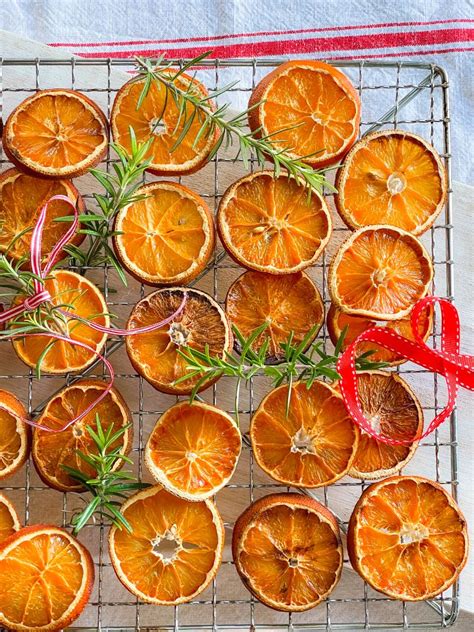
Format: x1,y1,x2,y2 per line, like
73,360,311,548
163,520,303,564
0,57,458,631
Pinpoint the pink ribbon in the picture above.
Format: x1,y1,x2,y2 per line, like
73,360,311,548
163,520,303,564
0,195,187,432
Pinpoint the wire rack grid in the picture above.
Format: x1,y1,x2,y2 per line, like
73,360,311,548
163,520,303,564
0,57,458,631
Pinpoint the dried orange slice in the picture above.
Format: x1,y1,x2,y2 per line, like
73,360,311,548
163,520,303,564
329,225,433,320
0,167,85,264
327,303,433,365
145,401,241,500
335,130,447,235
32,379,132,492
12,270,109,374
0,389,30,480
0,524,94,631
345,371,423,479
226,270,323,361
232,493,343,611
3,89,108,178
111,73,218,176
250,380,358,487
347,476,468,601
217,171,331,273
0,494,20,543
126,287,231,395
109,485,224,605
248,60,360,168
114,181,215,286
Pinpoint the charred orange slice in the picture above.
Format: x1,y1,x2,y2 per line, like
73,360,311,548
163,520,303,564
248,60,361,168
109,485,224,605
3,89,108,178
250,380,358,487
0,525,94,631
32,379,132,492
114,181,215,285
335,130,447,235
329,225,433,320
126,287,232,395
226,270,323,361
348,476,468,601
232,493,343,611
0,168,85,264
346,371,423,479
217,171,331,273
145,401,241,501
111,72,218,176
327,303,433,365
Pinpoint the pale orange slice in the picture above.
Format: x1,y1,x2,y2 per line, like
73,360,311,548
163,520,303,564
0,389,30,480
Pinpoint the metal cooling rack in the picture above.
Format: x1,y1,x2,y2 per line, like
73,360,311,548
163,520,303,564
0,57,458,631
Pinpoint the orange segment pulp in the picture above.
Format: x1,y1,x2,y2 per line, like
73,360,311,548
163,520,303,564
0,494,20,543
345,371,423,479
217,171,331,273
250,380,358,487
335,130,447,235
33,379,132,492
248,60,361,168
111,73,218,176
126,287,232,395
12,270,109,373
329,225,433,320
0,525,94,631
109,485,224,605
348,476,468,601
0,389,30,480
3,89,108,178
232,493,343,611
145,401,241,500
327,303,433,365
226,270,323,361
114,181,215,285
0,168,85,264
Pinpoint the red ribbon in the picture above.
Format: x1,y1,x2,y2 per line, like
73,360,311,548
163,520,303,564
337,295,474,445
0,195,186,432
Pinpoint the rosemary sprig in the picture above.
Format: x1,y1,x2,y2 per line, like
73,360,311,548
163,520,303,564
58,128,152,285
134,54,335,194
62,415,150,535
177,324,388,419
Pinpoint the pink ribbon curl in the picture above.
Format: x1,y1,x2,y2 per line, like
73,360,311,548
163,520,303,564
0,195,186,432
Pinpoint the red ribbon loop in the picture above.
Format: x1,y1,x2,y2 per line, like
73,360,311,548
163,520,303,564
337,296,474,446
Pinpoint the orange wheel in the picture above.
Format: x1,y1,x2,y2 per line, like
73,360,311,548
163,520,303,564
347,476,468,601
145,401,241,501
0,168,85,264
217,171,331,273
345,371,423,479
232,493,343,611
328,225,433,320
3,89,108,178
250,380,358,487
327,303,433,365
111,73,218,176
248,60,360,169
12,270,109,373
0,389,30,480
0,524,94,631
226,270,323,361
109,485,224,605
114,181,215,286
0,493,20,543
126,287,232,395
335,131,447,235
32,379,132,492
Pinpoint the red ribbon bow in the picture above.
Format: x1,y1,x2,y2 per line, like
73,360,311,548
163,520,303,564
337,295,474,445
